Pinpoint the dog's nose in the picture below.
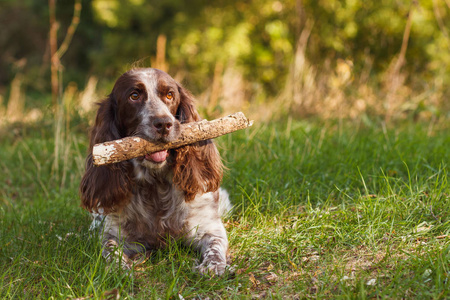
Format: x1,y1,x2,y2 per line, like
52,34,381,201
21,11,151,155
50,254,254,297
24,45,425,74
152,116,173,135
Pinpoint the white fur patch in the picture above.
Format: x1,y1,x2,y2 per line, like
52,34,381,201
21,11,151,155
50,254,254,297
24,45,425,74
218,188,232,217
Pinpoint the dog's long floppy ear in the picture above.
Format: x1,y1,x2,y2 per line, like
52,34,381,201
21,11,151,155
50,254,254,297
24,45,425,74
173,85,224,201
80,96,133,214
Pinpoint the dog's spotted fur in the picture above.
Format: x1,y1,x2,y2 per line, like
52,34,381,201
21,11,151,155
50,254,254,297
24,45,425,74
80,68,231,275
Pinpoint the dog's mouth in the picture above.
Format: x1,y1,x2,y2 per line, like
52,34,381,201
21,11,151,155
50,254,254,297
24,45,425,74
144,150,169,163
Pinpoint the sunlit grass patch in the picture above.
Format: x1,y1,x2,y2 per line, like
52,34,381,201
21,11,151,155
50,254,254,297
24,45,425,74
0,118,449,298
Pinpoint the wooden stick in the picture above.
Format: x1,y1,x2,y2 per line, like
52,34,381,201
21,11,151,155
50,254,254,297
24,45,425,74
93,112,253,166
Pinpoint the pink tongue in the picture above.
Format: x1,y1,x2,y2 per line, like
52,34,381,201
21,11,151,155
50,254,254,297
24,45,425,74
145,150,168,162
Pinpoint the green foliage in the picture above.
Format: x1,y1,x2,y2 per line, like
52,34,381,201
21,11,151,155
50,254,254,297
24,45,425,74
1,0,449,109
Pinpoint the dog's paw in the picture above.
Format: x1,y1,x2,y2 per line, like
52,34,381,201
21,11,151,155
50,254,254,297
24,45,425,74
195,257,228,276
103,240,132,270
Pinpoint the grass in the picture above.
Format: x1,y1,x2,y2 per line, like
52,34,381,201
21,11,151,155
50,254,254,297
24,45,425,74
0,113,449,299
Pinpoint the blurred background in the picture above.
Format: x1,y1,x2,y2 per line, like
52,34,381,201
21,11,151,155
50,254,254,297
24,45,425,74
1,0,449,124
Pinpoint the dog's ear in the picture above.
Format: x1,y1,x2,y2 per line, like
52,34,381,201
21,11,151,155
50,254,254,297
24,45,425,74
175,84,201,123
80,95,133,213
173,84,223,201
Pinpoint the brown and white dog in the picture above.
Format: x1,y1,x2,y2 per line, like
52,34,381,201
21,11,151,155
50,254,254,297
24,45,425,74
80,68,231,275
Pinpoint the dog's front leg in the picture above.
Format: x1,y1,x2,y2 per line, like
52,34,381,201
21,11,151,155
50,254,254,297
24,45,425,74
97,216,145,270
194,231,230,275
184,191,232,275
185,216,230,275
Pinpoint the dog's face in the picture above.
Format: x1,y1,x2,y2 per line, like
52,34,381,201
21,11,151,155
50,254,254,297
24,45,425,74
81,68,223,213
111,68,184,168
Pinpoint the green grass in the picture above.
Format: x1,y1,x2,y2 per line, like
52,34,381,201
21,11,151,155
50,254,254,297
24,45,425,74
1,115,449,299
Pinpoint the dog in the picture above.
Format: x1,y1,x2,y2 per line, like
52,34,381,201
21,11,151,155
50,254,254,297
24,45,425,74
80,68,231,275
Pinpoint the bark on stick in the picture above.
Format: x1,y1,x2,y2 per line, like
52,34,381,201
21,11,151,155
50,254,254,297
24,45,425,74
92,112,253,166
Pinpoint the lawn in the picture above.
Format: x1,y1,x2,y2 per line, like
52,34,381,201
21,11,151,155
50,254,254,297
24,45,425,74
0,114,449,299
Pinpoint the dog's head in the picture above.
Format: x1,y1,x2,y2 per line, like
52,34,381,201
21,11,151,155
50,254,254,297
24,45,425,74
80,68,223,213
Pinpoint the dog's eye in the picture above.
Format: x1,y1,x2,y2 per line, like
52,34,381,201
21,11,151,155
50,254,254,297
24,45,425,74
129,92,140,101
166,92,173,100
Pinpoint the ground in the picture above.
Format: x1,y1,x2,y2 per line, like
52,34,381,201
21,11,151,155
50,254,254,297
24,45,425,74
0,116,449,299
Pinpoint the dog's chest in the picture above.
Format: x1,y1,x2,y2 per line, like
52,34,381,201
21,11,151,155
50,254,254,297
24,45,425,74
121,183,188,244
